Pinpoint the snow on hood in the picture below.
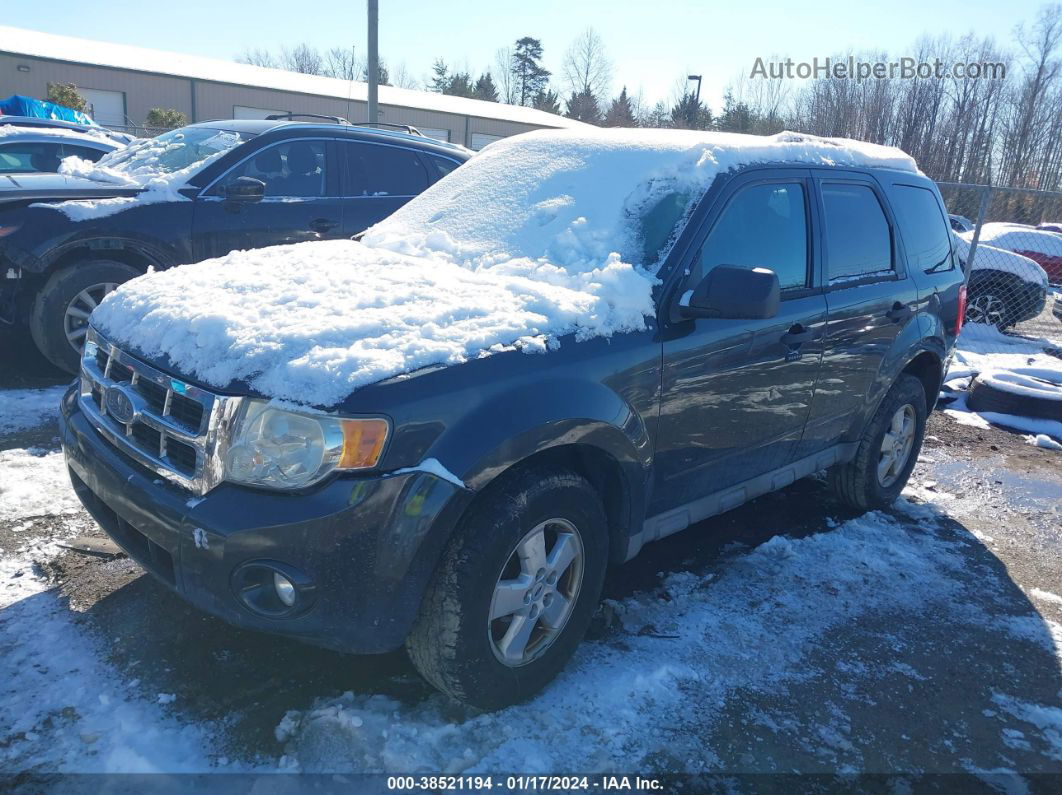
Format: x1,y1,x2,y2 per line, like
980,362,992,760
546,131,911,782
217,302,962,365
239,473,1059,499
91,128,920,407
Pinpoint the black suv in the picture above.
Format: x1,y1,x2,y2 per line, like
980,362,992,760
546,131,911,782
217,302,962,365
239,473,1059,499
0,117,470,372
59,131,966,709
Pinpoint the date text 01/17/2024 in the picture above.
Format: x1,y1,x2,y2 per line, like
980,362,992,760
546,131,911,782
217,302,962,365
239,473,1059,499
386,775,665,791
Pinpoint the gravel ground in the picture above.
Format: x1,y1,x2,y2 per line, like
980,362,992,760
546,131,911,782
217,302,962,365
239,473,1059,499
1,334,1060,781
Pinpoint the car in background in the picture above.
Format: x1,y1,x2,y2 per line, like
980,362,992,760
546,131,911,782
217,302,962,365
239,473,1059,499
0,115,138,146
0,123,124,174
971,222,1062,284
0,116,471,372
953,232,1048,329
949,213,974,233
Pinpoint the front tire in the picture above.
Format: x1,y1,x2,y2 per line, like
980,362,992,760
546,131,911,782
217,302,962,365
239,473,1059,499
30,260,140,373
406,468,608,710
829,374,927,511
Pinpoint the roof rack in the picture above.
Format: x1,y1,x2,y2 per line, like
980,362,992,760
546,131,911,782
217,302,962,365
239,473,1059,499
353,121,424,136
265,112,352,125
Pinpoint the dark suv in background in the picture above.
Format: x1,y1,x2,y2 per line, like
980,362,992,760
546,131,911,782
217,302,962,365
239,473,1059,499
0,117,470,372
59,130,966,709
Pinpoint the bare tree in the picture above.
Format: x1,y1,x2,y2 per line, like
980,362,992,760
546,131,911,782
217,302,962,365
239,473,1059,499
494,46,517,103
390,62,419,90
562,27,612,99
236,48,278,68
324,46,363,80
280,43,324,75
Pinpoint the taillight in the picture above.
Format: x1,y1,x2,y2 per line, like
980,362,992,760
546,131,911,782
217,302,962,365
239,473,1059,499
955,284,967,337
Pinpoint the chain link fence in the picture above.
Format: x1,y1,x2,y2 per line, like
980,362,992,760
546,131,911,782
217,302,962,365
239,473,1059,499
937,182,1062,348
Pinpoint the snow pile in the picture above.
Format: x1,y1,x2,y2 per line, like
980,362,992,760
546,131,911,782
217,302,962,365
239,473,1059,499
275,505,975,773
0,385,66,435
92,129,918,406
0,448,82,520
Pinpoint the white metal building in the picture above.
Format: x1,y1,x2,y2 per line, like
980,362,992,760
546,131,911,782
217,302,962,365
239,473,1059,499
0,26,588,148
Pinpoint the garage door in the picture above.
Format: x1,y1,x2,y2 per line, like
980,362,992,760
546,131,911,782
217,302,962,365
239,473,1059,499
470,132,504,151
417,128,450,142
81,89,126,128
233,105,291,120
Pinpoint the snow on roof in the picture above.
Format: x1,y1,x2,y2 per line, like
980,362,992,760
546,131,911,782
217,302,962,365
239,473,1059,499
0,26,588,130
973,223,1062,258
0,123,119,146
91,127,921,407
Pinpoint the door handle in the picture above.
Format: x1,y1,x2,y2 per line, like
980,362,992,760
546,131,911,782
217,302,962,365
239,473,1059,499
781,325,814,346
886,302,913,323
311,218,339,233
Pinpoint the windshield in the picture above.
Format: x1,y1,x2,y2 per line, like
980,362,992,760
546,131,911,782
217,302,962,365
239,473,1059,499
94,127,252,179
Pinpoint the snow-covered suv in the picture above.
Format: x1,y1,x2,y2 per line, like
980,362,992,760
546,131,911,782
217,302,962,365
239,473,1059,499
59,129,965,708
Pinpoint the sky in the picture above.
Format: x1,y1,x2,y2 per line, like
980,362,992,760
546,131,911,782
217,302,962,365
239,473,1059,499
3,0,1048,110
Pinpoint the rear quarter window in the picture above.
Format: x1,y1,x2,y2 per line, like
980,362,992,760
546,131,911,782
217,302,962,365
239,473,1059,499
891,185,953,272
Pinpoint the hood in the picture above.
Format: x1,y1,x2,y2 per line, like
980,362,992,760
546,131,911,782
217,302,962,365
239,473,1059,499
89,238,656,408
0,172,140,204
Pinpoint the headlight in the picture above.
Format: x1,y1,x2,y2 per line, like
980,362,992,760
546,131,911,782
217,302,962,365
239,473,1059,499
223,400,389,490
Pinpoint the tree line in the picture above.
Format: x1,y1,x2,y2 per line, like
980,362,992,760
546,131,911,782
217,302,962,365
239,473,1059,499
237,4,1061,190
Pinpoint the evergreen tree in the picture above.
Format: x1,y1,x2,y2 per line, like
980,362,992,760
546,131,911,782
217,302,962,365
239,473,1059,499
670,92,711,130
473,73,499,102
46,82,87,113
715,90,753,133
446,71,475,98
532,89,562,114
430,58,450,93
362,60,390,86
145,108,188,130
511,37,551,106
603,86,636,127
565,89,601,123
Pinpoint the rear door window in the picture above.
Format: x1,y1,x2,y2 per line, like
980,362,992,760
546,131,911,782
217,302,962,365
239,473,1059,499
821,184,893,282
890,185,954,271
60,144,109,164
342,142,429,197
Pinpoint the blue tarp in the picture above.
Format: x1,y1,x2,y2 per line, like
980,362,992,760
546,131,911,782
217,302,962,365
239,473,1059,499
0,94,98,126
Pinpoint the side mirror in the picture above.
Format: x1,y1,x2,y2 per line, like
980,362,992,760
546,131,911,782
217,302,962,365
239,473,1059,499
679,265,780,320
224,176,265,202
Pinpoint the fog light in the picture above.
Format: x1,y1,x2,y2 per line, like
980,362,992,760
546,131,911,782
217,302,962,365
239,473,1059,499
273,572,296,607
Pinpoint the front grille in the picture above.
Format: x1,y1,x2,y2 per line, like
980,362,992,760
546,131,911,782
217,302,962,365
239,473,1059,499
78,329,239,495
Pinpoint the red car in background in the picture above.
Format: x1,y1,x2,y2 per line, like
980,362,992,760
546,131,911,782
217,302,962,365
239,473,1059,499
976,223,1062,283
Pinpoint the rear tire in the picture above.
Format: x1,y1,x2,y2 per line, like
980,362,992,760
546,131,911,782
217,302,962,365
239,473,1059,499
30,260,140,374
829,374,927,511
406,467,608,710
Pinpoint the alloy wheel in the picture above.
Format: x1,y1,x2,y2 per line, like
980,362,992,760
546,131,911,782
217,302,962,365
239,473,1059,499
64,282,119,353
488,518,584,667
965,293,1006,328
878,404,916,488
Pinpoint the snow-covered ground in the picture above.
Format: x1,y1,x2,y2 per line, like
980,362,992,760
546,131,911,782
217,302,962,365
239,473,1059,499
1,367,1060,777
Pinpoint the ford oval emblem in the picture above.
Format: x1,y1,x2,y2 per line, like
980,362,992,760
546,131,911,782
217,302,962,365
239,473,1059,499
105,385,136,425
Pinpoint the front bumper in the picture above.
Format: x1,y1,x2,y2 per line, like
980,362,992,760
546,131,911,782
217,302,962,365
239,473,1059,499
60,386,471,653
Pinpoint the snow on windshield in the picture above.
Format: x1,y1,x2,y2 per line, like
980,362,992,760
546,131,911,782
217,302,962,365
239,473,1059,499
60,127,247,187
91,129,919,407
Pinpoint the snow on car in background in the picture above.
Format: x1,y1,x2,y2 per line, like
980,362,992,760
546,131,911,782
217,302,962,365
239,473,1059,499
0,124,124,174
952,233,1048,329
965,223,1062,283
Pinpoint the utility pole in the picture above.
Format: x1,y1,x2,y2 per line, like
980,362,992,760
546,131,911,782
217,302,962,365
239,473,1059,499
687,74,702,103
367,0,379,124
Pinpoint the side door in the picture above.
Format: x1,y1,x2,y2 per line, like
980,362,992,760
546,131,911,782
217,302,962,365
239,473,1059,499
651,170,828,515
799,173,922,453
191,138,343,260
338,140,433,236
